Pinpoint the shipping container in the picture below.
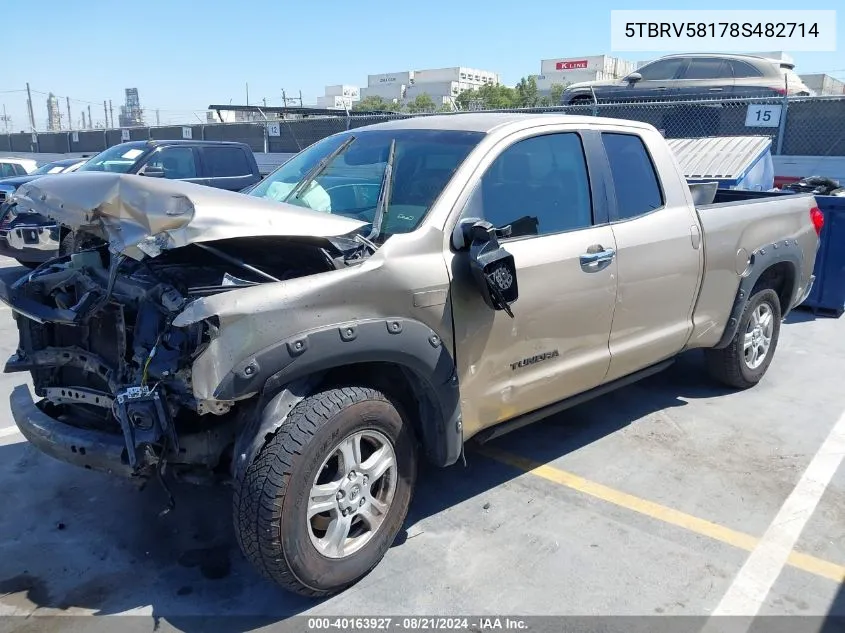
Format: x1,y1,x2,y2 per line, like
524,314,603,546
540,55,634,76
533,70,610,91
367,71,414,87
800,74,845,96
360,83,406,101
406,81,463,101
324,85,361,99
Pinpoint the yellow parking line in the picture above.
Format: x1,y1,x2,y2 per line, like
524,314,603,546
477,445,845,584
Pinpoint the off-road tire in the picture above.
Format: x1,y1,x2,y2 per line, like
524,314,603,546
233,386,417,597
705,288,782,389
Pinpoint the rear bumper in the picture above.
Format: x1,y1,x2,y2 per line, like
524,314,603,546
9,384,135,477
796,274,816,308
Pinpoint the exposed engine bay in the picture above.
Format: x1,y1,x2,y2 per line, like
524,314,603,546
3,234,370,483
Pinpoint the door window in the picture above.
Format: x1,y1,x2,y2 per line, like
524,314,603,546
683,58,731,80
462,132,593,238
146,147,197,179
636,59,684,81
728,59,764,78
601,133,664,220
202,146,251,177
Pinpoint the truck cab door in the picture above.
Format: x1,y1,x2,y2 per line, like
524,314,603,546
598,130,703,383
447,130,618,439
136,146,209,186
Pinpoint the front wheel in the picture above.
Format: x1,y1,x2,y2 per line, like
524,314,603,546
233,386,417,597
705,288,782,389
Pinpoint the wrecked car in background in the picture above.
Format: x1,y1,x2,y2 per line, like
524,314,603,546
1,113,821,597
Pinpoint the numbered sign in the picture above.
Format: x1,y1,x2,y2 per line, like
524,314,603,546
182,127,192,139
72,131,79,143
267,122,281,137
121,129,130,141
745,104,782,128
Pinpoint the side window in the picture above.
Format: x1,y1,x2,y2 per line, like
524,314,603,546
683,58,731,80
601,133,663,220
0,164,13,177
15,164,28,176
146,147,197,179
202,147,251,177
728,60,764,78
463,132,593,238
637,59,684,81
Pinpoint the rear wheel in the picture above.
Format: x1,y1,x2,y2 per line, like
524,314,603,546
705,288,781,389
233,386,417,596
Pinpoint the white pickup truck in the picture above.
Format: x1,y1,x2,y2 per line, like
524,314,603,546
3,113,822,596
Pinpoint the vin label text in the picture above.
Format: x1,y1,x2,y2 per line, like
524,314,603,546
610,10,836,52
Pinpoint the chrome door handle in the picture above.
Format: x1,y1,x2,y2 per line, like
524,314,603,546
579,248,616,265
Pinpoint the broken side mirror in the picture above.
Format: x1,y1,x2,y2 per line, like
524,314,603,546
453,217,518,318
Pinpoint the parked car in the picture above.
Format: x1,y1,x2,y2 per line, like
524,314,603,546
0,157,38,177
0,140,261,267
1,114,820,597
561,53,814,104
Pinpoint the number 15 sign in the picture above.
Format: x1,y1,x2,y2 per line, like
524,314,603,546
745,104,782,128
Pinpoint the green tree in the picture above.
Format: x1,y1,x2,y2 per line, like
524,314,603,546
456,84,518,110
549,83,567,106
407,93,436,113
515,76,539,108
353,95,401,112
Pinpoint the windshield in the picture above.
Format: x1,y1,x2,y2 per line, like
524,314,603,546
248,129,484,238
33,161,71,175
77,142,150,174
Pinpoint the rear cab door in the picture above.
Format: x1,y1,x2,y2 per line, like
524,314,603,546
135,145,208,186
597,125,704,382
673,56,735,99
197,145,261,191
447,124,619,437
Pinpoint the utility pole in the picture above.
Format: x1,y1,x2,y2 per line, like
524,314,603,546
87,105,92,129
103,101,108,128
109,100,114,128
299,90,303,108
1,105,9,132
25,82,36,132
263,97,267,107
156,109,160,126
66,97,72,130
246,82,249,106
82,111,86,129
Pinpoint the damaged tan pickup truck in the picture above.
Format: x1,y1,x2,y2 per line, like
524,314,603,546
1,114,822,596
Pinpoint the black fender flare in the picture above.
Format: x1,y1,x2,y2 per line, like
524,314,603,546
714,240,803,349
227,318,462,481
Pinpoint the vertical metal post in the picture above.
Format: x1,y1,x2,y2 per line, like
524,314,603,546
109,100,114,128
66,97,72,131
87,105,92,129
25,82,36,132
263,123,269,153
104,101,108,128
775,76,789,155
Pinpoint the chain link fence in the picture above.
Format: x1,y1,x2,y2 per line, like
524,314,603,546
3,95,844,157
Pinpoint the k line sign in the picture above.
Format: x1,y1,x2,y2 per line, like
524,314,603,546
556,60,589,70
555,59,587,70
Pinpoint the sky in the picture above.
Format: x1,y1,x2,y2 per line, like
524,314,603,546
4,0,844,130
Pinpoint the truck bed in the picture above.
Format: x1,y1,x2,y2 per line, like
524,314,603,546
687,188,819,349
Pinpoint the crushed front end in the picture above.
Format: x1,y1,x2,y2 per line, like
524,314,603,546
1,247,244,480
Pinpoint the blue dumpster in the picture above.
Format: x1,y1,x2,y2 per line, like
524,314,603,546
801,195,845,317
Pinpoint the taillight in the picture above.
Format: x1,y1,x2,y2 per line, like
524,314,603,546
810,207,824,236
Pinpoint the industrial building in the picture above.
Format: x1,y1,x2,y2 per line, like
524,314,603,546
46,93,61,131
118,88,144,128
360,67,500,106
